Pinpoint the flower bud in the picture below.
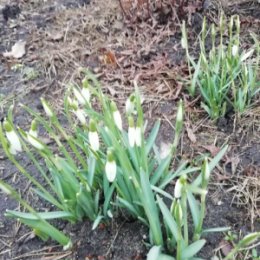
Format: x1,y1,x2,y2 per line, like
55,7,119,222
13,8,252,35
232,45,239,56
135,125,142,147
40,98,54,118
89,120,99,151
111,101,122,131
174,179,183,199
105,149,117,182
4,120,22,155
75,109,87,125
202,157,210,183
125,94,135,115
128,116,136,147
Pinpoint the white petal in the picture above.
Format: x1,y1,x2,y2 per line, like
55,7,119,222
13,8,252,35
174,179,182,199
9,145,17,155
27,134,44,150
75,109,86,125
89,131,99,151
128,127,136,147
81,88,90,103
126,99,134,114
135,127,142,147
232,45,238,56
29,129,37,138
73,88,85,105
6,130,22,153
105,160,117,182
113,110,123,131
42,101,53,117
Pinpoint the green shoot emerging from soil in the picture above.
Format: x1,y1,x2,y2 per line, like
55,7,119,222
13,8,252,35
1,72,230,258
182,13,260,119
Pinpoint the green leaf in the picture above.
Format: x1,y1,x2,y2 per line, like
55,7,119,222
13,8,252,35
157,195,178,241
145,121,160,154
140,168,163,245
6,210,74,220
151,156,172,186
92,215,104,230
187,191,200,229
202,227,230,234
88,155,96,187
182,239,206,259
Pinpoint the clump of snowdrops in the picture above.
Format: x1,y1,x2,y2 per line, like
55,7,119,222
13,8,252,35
1,72,230,257
182,13,260,119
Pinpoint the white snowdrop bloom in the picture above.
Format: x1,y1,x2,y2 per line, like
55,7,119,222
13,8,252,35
27,134,44,150
174,179,183,199
89,120,99,151
81,87,90,104
4,121,22,154
128,126,136,147
73,88,85,105
176,101,183,124
232,45,239,56
105,159,117,182
135,127,142,147
41,98,54,118
113,110,123,131
29,128,37,138
125,95,135,115
75,109,87,125
89,131,99,151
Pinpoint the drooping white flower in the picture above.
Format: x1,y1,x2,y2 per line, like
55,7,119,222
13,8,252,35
105,149,117,182
41,98,54,118
174,179,182,199
75,109,87,125
125,94,135,115
73,87,85,105
111,101,122,131
81,87,90,104
232,45,239,56
135,126,142,147
89,120,99,151
113,110,122,131
4,120,22,155
27,133,44,150
128,116,136,147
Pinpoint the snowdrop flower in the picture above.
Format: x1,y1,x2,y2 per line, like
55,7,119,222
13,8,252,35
41,98,54,118
174,200,183,222
75,109,87,125
111,101,122,131
202,157,210,181
73,87,85,105
232,45,239,56
105,149,117,182
27,120,44,150
81,82,90,104
135,125,142,147
125,94,135,115
89,119,99,151
128,117,136,147
174,178,183,199
4,120,22,155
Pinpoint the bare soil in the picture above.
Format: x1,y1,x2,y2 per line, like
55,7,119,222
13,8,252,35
0,0,259,259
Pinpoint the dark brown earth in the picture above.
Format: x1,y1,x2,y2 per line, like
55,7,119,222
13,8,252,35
0,0,259,259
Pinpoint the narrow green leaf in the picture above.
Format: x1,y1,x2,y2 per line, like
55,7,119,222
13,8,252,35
145,120,161,154
157,195,178,241
202,227,230,234
6,210,74,220
187,191,200,229
140,168,163,245
182,239,206,259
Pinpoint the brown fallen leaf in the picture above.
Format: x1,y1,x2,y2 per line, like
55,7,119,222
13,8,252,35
3,40,26,59
185,124,196,143
219,240,233,257
201,144,221,157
